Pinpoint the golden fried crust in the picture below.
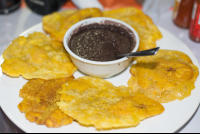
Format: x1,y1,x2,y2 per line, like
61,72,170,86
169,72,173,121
109,93,165,121
43,8,102,42
43,10,76,35
103,7,162,51
128,50,199,103
18,99,73,128
1,32,77,80
18,77,74,128
1,58,37,77
20,76,74,102
57,76,164,130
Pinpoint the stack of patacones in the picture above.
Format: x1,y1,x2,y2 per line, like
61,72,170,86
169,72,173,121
1,8,199,130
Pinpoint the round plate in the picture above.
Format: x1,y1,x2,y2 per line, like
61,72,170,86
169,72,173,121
0,23,199,133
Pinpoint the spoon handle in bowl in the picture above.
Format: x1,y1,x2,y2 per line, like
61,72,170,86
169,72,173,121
116,47,160,58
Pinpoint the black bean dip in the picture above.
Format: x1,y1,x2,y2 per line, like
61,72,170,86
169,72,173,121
69,23,135,62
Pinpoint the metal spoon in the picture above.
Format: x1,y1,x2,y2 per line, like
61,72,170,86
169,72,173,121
116,47,160,58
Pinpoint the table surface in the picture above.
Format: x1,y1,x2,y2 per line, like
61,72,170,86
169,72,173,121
0,7,200,133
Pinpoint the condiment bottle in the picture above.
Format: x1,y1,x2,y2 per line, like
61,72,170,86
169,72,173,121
189,0,200,42
173,0,195,28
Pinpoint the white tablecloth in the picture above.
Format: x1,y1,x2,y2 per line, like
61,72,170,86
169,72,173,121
0,7,200,133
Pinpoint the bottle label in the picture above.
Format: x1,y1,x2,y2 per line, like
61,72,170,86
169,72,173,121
198,14,200,25
190,2,200,38
191,2,197,20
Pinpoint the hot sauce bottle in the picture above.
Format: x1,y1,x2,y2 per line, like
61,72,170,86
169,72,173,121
189,0,200,42
173,0,195,28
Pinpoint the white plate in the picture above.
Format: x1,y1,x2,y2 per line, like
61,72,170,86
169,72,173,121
0,23,199,133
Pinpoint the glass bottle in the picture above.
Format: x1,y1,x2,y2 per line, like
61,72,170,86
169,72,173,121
189,0,200,42
173,0,195,28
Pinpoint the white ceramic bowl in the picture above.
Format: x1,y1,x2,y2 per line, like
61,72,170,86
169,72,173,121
63,17,139,78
